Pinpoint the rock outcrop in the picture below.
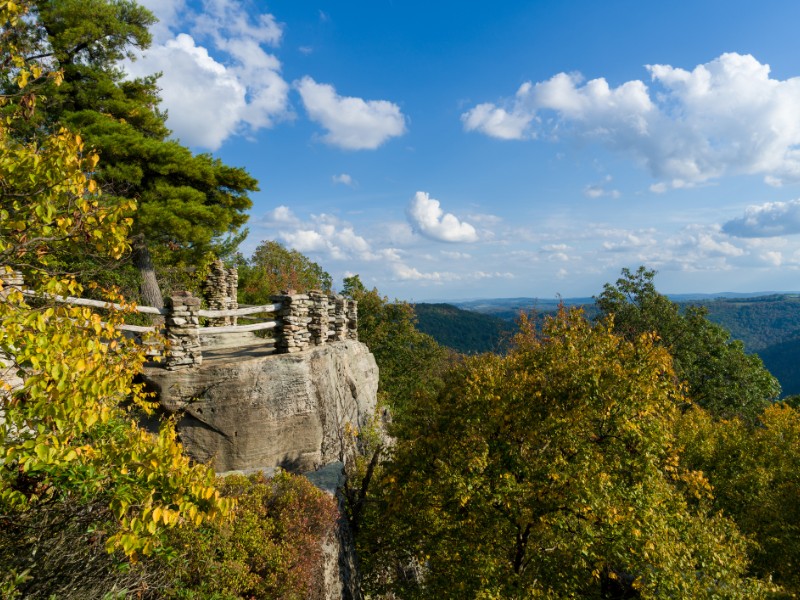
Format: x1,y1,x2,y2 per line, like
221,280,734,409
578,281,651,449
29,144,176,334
142,339,377,600
142,339,379,474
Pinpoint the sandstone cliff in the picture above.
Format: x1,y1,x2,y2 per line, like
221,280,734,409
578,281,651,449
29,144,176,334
142,339,379,474
142,339,378,600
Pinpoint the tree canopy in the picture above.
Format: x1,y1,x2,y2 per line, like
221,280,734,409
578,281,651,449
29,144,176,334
237,240,332,305
595,266,780,420
342,275,450,415
2,0,258,306
677,402,800,596
359,309,768,598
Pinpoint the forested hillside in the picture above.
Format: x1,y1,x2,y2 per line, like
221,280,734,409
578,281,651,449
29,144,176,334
413,303,514,353
700,295,800,395
426,292,800,396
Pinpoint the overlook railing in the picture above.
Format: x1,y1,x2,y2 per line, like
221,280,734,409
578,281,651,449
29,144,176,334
1,269,358,371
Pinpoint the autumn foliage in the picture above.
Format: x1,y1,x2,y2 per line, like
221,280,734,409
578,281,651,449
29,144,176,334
1,2,230,595
359,309,771,598
164,471,338,599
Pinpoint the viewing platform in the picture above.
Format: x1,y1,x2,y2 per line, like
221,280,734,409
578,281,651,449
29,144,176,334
0,260,358,370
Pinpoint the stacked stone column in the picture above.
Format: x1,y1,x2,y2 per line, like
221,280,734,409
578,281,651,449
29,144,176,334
270,292,360,354
308,290,330,346
201,259,238,326
165,292,202,369
272,291,312,353
346,299,358,340
330,294,347,341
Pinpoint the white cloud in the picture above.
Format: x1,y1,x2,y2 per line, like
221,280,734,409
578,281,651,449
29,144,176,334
675,227,745,258
406,192,479,243
332,173,355,186
296,77,407,150
722,198,800,237
601,231,657,253
265,213,381,262
584,184,621,199
391,264,446,282
583,175,620,199
762,251,783,266
281,229,327,253
441,251,472,259
135,0,186,42
192,0,283,47
264,205,299,225
124,1,290,150
461,100,533,140
463,53,800,186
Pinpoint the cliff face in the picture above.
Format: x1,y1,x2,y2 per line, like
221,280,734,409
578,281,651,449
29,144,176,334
142,339,379,473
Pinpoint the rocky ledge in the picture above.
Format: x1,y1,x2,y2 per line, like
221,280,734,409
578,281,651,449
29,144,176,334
141,339,379,474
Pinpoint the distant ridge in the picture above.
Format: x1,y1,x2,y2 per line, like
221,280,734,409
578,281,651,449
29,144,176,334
416,293,800,397
436,292,800,310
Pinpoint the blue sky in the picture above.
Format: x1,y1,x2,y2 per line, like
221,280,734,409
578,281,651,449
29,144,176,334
127,0,800,300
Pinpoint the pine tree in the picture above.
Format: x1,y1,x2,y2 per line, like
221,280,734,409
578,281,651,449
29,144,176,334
3,0,258,306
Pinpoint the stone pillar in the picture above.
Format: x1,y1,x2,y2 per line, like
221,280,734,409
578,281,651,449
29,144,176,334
331,294,347,341
202,259,237,326
347,299,358,340
165,291,202,369
308,290,329,346
273,291,312,353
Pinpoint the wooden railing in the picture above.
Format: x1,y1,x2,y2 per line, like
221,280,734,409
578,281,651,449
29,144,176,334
20,290,166,334
3,270,357,370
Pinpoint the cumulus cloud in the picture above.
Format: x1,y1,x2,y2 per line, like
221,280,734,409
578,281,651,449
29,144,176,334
296,77,407,150
584,176,621,199
463,53,800,186
461,99,534,140
281,229,327,253
265,205,299,225
762,251,783,266
441,251,472,259
722,198,800,237
136,0,186,42
124,0,290,149
671,226,746,258
332,173,355,186
391,264,446,282
406,192,479,243
601,231,657,253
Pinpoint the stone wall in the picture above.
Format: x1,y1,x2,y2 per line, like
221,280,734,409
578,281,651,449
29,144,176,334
271,290,358,354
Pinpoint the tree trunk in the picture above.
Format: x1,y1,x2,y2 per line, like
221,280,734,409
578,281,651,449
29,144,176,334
131,236,164,319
